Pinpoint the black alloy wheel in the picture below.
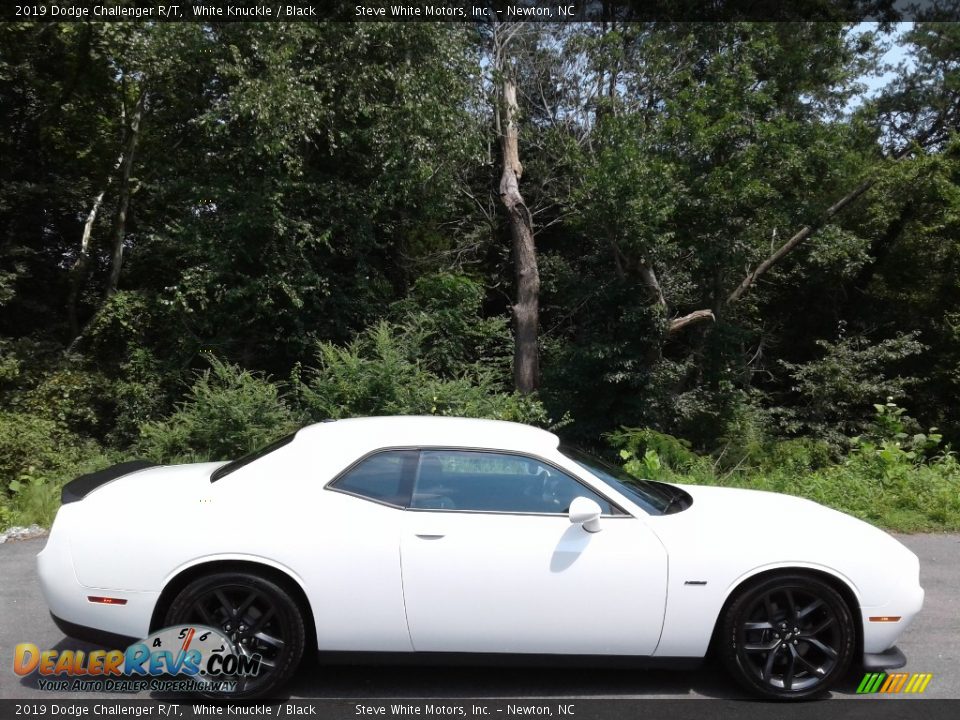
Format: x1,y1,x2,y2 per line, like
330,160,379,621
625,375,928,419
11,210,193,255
720,574,855,700
164,572,305,699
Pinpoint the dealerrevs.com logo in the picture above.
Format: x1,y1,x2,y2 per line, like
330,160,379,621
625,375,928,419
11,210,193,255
13,625,261,694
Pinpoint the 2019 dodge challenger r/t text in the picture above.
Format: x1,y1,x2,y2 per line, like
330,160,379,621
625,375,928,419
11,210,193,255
37,416,923,699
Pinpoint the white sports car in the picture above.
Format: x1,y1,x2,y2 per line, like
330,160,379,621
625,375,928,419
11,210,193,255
38,416,923,699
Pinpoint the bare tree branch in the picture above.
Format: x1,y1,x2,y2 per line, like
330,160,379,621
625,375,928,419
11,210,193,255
668,309,716,334
726,177,875,304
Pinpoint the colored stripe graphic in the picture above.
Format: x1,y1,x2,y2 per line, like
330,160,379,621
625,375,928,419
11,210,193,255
857,672,932,694
906,673,933,694
880,673,908,693
855,674,873,693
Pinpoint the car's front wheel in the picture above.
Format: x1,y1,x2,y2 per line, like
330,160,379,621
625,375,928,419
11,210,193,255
164,571,305,699
719,573,855,700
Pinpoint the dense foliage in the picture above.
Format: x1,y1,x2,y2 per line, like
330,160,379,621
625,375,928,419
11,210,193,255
614,401,960,531
1,20,959,530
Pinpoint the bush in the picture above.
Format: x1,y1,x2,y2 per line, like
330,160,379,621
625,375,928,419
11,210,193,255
610,401,960,532
106,348,179,447
609,427,704,474
760,438,835,473
0,411,116,530
777,332,925,445
7,469,72,530
0,411,104,486
0,343,19,385
15,369,112,437
138,357,302,463
389,272,512,379
295,321,552,426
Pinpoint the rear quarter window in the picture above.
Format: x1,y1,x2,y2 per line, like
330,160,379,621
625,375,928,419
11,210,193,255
329,450,418,507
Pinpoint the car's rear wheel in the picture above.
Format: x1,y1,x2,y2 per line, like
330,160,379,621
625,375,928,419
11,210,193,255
164,572,305,699
720,573,855,700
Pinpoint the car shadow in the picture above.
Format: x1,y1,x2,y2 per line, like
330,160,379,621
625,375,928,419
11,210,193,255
20,635,870,702
282,655,749,700
830,668,880,698
282,655,877,701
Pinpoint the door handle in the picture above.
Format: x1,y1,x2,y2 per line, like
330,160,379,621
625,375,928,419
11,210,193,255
415,533,446,540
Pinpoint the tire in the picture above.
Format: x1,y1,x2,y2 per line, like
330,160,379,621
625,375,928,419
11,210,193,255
164,572,306,699
719,573,855,700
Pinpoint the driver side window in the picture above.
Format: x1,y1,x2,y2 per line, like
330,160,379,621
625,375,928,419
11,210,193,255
410,450,613,515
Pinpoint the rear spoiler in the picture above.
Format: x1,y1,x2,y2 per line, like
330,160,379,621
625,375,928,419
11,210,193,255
61,460,158,505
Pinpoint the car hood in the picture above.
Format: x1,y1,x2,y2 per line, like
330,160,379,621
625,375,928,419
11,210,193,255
645,482,918,605
677,482,864,523
668,482,898,546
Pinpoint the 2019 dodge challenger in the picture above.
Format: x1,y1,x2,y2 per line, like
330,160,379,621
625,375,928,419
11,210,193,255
38,416,923,699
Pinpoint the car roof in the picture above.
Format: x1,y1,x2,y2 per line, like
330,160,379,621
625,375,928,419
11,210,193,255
295,415,560,454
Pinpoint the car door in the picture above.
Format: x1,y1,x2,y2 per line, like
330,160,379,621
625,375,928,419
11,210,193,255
316,449,419,652
400,449,669,655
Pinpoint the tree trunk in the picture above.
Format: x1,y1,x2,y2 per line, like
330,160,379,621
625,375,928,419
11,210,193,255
636,261,667,309
66,135,131,343
66,190,105,340
66,83,145,354
496,33,540,394
106,85,145,297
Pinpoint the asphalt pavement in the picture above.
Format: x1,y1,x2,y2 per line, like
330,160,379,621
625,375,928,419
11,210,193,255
1,534,957,700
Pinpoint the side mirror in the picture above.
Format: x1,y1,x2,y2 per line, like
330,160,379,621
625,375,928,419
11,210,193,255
569,496,602,533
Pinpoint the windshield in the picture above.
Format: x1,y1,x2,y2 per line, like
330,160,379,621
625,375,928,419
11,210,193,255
560,447,690,515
